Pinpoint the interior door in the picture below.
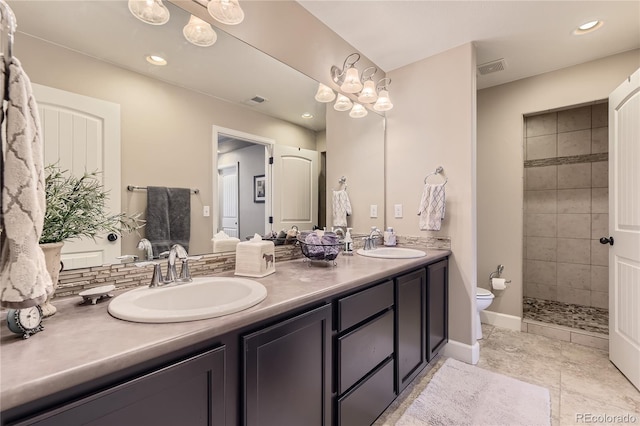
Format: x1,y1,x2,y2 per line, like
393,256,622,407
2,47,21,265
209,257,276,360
271,145,318,232
608,68,640,391
218,163,239,238
33,84,121,268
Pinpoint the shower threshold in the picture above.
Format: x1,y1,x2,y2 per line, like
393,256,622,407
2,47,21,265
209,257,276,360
523,297,608,335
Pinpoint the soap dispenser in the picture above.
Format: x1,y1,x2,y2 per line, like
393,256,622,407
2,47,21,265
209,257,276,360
344,228,353,255
384,227,397,246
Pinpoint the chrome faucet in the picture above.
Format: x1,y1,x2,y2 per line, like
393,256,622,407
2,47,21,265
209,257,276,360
165,244,189,284
363,227,382,250
137,238,154,261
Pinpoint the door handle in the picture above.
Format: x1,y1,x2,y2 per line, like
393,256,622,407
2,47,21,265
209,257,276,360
599,236,614,246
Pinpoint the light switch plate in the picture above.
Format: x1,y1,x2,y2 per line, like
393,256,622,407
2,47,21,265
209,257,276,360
370,204,378,218
203,206,210,217
394,204,403,218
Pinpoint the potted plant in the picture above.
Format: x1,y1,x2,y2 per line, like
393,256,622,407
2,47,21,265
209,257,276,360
39,164,142,316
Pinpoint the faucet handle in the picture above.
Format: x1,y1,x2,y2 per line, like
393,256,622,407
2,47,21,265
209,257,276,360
135,261,164,288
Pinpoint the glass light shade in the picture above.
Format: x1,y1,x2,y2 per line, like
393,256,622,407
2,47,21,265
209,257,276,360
340,67,363,93
333,94,353,112
349,103,368,118
128,0,170,25
373,90,393,111
314,83,336,103
183,15,217,47
358,80,378,103
207,0,245,25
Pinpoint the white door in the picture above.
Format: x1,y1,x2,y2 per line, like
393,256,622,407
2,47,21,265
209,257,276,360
272,145,318,232
218,164,239,238
608,68,640,390
33,84,121,268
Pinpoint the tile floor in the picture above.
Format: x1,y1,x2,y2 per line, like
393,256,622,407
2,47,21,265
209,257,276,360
523,297,609,335
375,324,639,426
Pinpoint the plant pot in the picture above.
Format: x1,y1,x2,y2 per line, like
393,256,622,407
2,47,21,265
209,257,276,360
39,242,64,317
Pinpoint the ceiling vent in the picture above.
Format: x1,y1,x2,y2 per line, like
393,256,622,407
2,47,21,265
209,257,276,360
477,58,506,75
244,95,268,106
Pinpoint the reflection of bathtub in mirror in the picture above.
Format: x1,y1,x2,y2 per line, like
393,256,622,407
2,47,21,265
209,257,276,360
12,0,385,268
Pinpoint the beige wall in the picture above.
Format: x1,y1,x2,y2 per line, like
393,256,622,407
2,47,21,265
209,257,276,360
326,107,386,233
477,49,640,318
386,43,477,347
16,33,317,257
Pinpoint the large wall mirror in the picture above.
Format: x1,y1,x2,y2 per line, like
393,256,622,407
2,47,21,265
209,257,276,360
9,0,385,269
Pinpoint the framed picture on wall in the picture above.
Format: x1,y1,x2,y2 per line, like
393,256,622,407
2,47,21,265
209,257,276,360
254,175,266,203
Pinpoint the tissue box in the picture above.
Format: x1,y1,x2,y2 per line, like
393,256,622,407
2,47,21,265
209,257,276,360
235,240,275,277
212,238,240,253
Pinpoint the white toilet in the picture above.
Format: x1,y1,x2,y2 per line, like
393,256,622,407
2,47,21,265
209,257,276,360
476,288,495,339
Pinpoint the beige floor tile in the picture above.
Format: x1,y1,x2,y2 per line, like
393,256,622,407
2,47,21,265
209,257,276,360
560,388,638,426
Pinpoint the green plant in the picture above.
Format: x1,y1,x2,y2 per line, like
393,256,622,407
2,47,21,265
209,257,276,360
40,164,142,244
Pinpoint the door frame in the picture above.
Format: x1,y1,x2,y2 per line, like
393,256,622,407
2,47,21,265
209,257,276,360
211,126,274,237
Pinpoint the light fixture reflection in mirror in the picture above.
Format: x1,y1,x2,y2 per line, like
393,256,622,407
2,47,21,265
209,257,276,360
334,94,353,111
183,14,217,46
128,0,170,25
315,83,336,103
207,0,245,25
349,103,368,118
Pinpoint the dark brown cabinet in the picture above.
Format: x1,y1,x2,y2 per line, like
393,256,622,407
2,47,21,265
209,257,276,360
242,304,332,426
12,346,226,426
427,259,448,361
395,268,427,392
335,280,396,426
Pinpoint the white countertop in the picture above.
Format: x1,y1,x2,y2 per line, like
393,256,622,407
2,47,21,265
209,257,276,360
0,249,450,412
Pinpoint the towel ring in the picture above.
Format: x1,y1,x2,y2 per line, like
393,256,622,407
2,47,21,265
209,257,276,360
424,166,447,185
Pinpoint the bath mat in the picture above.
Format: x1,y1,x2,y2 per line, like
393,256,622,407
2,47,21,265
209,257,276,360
396,358,550,426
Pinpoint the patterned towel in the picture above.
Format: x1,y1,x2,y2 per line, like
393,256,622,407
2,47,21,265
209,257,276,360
0,56,54,308
332,189,352,227
418,183,446,231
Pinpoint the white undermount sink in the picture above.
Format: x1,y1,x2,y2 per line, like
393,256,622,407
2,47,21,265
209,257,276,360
356,247,427,259
108,277,267,323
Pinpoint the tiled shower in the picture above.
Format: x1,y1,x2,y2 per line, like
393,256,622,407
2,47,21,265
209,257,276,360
522,103,609,335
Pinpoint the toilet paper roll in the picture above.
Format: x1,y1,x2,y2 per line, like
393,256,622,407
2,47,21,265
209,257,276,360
491,277,507,290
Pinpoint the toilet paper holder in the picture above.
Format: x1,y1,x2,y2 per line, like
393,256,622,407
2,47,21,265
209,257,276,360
489,264,511,285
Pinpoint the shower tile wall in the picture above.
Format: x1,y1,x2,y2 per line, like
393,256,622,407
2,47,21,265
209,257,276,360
523,103,608,308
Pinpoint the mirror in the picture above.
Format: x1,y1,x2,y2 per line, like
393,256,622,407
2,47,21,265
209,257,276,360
8,0,385,268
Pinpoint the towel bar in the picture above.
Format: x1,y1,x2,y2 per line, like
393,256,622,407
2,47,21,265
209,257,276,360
127,185,199,194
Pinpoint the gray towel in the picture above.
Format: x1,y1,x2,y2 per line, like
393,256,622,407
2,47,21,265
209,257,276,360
146,186,191,256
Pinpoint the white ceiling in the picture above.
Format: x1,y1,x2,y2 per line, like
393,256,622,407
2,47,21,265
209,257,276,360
298,1,640,89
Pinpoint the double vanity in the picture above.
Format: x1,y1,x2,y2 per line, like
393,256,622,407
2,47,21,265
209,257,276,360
1,248,449,426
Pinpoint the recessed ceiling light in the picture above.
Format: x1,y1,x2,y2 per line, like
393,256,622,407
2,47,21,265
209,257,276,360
146,55,167,66
574,20,603,35
301,113,313,119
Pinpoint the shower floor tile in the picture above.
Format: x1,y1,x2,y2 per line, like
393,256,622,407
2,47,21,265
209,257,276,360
523,297,608,335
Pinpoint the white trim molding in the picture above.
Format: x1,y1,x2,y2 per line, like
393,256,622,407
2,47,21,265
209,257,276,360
442,340,480,365
480,310,522,331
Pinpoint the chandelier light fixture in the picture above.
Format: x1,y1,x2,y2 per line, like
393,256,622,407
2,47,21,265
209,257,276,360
333,94,353,112
183,15,217,47
314,83,336,103
207,0,245,25
128,0,170,25
320,53,394,118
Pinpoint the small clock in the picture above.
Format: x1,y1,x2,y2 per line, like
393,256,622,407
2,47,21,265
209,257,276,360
6,305,44,339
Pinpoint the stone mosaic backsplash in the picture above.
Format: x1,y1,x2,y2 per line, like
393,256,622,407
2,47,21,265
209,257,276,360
54,235,451,299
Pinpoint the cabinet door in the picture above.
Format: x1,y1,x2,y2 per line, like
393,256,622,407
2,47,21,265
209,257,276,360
427,259,449,361
16,346,226,426
395,268,427,392
243,304,332,426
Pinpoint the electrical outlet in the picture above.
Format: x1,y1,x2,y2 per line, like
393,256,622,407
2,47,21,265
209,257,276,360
370,204,378,218
394,204,403,218
203,206,210,217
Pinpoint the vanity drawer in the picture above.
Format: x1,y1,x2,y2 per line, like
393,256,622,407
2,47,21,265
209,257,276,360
338,280,393,331
338,309,394,394
338,357,395,426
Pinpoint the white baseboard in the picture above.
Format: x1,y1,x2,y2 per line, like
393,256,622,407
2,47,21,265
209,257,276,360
480,310,521,331
442,339,480,365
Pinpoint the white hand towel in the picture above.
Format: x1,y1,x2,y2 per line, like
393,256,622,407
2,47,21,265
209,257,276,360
332,189,352,227
418,183,446,231
0,57,54,308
